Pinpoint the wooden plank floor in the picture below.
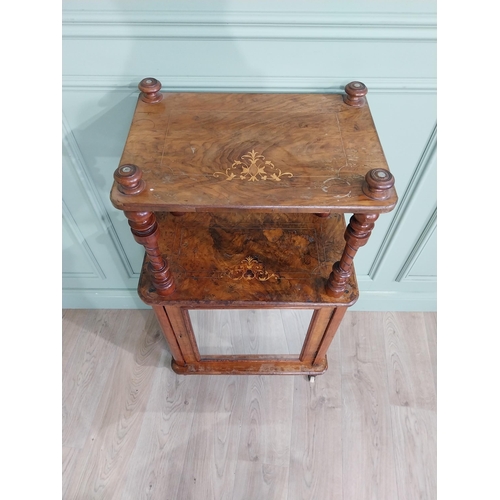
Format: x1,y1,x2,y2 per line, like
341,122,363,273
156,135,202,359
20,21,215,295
62,310,437,500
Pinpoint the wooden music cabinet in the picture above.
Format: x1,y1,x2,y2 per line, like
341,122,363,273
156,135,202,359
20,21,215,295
110,78,397,380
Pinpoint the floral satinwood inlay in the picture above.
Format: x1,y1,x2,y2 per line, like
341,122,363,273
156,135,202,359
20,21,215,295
218,256,280,282
213,150,293,182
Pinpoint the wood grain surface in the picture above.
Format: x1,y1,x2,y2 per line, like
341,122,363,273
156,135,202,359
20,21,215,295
120,349,202,499
289,331,343,500
391,406,437,500
137,212,359,307
340,312,399,500
110,92,397,214
384,312,437,411
62,310,124,449
176,375,248,499
63,311,163,500
424,312,437,390
63,310,436,500
62,309,98,371
62,446,80,499
237,375,295,467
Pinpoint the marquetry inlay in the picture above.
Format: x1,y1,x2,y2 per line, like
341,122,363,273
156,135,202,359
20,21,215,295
213,150,293,182
218,256,281,282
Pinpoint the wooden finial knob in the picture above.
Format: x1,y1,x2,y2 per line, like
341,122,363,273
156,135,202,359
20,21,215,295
138,77,163,104
114,164,146,195
362,168,395,200
343,81,368,107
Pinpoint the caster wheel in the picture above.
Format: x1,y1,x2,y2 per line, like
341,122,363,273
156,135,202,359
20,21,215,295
308,375,316,383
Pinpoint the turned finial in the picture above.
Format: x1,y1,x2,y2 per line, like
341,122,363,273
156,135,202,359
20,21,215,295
114,164,146,195
343,81,367,107
362,168,395,200
138,77,163,104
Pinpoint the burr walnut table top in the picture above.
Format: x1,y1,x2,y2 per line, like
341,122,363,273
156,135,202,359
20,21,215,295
110,91,396,214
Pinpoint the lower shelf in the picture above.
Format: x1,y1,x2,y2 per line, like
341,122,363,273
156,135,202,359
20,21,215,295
138,211,358,307
171,355,328,375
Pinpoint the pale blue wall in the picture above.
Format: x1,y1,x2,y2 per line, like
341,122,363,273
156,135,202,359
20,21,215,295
62,0,437,311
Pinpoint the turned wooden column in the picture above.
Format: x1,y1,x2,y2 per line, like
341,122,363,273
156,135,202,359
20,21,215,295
325,212,379,297
114,164,175,296
124,211,175,295
325,167,395,297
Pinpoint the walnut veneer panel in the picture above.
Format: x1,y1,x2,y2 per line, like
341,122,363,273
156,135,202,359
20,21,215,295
110,92,396,213
138,212,358,306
